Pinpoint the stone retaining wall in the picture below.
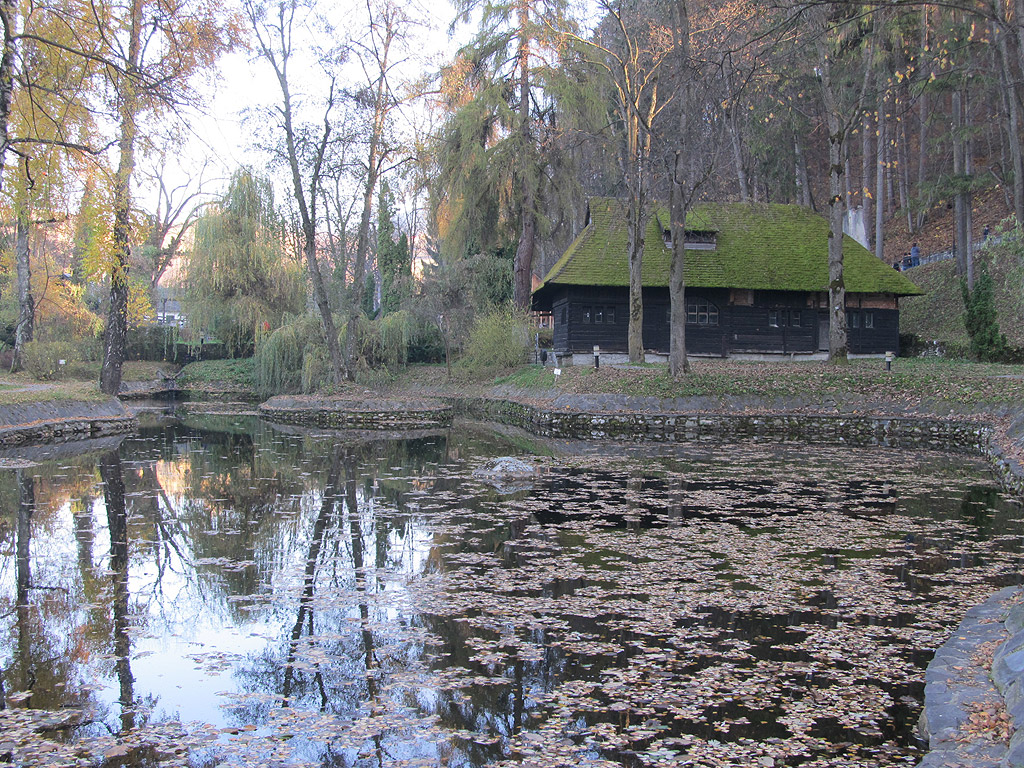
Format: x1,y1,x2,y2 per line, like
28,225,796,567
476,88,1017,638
454,397,1024,500
0,399,136,447
259,396,452,431
917,587,1024,768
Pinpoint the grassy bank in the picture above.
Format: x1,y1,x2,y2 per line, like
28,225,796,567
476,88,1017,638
0,361,177,406
4,357,1023,413
411,357,1024,410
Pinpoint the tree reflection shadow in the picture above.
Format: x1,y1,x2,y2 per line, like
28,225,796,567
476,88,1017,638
100,449,140,734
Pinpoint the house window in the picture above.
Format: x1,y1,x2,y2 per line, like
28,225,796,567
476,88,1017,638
848,311,860,329
583,306,592,323
606,306,616,324
791,310,801,327
863,312,874,329
768,310,779,328
687,298,719,326
595,307,604,324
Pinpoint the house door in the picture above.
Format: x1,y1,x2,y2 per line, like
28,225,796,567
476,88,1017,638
818,315,829,351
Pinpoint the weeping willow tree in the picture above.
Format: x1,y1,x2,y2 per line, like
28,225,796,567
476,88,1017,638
184,168,304,357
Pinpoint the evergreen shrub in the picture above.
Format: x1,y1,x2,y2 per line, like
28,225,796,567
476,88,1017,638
961,268,1009,362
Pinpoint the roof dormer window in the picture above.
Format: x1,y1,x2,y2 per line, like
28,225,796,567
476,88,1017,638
662,228,718,250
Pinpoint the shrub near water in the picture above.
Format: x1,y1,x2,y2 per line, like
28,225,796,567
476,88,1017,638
459,308,531,377
22,340,79,380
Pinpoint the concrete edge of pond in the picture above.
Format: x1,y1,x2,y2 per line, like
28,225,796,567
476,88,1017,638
916,586,1024,768
0,399,136,448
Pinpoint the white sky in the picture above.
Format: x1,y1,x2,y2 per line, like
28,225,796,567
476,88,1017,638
157,0,465,209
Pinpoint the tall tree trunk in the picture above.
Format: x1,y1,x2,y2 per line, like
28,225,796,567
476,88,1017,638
827,119,848,361
0,0,14,194
916,87,929,232
627,184,646,364
347,156,378,378
861,106,873,252
874,91,886,261
995,1,1024,224
304,220,344,383
898,105,913,233
100,0,142,397
729,114,748,202
12,215,33,372
815,16,849,362
512,0,536,309
669,0,691,378
794,135,811,207
913,6,931,232
952,87,973,288
723,68,748,203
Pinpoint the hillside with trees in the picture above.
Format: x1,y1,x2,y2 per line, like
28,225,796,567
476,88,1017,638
1,0,1022,389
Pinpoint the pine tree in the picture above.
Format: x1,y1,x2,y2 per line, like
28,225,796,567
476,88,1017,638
962,267,1007,362
377,180,410,316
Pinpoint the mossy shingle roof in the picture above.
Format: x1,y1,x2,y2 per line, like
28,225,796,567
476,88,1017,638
536,198,923,297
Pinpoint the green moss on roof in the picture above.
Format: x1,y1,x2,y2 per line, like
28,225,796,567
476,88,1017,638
537,198,923,296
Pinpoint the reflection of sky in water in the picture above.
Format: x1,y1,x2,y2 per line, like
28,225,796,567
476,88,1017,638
1,421,1022,767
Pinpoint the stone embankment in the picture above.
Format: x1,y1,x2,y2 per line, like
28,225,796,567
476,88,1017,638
0,399,136,447
455,394,1024,499
918,587,1024,768
259,394,453,430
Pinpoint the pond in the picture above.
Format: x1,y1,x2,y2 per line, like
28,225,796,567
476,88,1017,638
1,412,1022,768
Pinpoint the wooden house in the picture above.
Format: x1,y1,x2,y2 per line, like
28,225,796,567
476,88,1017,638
531,198,923,363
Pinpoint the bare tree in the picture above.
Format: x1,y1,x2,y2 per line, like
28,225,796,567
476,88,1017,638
138,154,214,298
573,0,674,364
246,0,347,386
343,0,410,379
666,0,727,378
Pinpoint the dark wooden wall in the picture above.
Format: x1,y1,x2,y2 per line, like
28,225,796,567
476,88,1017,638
548,286,901,357
847,309,900,355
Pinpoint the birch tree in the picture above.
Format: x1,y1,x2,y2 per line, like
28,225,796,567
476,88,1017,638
97,0,237,395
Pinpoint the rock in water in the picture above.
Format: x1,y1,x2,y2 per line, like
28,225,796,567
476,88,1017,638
473,457,536,479
473,457,537,493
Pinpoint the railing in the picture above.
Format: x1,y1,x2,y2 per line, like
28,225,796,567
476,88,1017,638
905,233,1010,269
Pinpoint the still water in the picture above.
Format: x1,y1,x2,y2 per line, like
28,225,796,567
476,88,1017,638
1,412,1022,768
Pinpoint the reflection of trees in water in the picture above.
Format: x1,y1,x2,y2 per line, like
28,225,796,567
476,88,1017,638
15,470,34,702
0,469,102,719
100,450,142,734
226,439,455,764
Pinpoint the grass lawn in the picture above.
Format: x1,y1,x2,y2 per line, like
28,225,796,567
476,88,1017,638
485,357,1024,409
0,361,179,406
3,356,1023,413
178,358,256,389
